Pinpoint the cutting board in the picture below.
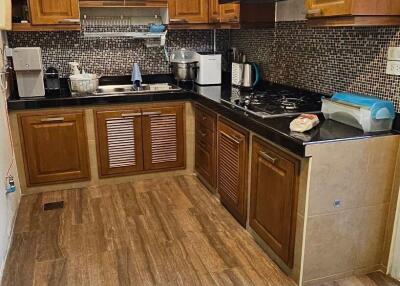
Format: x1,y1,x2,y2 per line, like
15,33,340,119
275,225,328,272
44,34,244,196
0,0,12,30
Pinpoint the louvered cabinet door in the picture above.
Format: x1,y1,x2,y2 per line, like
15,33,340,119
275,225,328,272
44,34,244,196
95,109,144,177
142,104,185,171
217,118,249,227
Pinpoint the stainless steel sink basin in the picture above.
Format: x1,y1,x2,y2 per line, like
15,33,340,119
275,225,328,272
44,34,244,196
92,83,181,95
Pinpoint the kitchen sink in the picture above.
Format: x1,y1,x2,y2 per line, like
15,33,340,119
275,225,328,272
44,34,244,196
93,83,181,95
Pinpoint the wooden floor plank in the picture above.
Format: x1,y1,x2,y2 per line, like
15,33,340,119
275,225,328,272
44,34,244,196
2,175,398,286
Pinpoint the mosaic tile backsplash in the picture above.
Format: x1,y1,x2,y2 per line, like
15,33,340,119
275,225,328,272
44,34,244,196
7,26,227,77
231,21,400,111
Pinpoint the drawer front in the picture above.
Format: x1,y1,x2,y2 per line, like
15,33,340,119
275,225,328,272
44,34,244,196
196,123,214,149
195,105,216,131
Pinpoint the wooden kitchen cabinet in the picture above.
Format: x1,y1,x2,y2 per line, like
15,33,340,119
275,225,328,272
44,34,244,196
209,0,220,23
28,0,80,25
306,0,400,26
11,0,80,31
142,104,185,171
249,136,300,268
95,103,185,177
95,108,144,177
168,0,209,24
220,3,240,23
168,0,274,29
217,118,248,227
195,104,217,190
19,111,90,186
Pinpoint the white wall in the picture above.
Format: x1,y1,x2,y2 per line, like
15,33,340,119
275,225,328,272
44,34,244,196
0,31,21,278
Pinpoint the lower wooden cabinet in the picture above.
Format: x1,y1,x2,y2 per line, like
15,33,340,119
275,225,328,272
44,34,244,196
95,103,185,177
249,136,300,268
194,104,217,190
19,111,90,186
142,104,185,171
95,108,144,177
217,118,249,226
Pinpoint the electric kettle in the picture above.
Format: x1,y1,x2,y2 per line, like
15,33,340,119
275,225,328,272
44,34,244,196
231,62,260,88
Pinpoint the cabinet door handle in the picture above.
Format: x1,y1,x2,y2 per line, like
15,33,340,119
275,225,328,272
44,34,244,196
306,9,322,16
58,18,81,24
260,151,278,164
121,112,141,117
222,131,242,144
41,117,65,122
169,18,187,23
142,111,162,116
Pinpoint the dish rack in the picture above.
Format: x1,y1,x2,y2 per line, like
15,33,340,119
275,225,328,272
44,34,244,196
82,15,167,47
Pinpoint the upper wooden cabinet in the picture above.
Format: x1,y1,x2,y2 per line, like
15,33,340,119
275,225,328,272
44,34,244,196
217,118,249,227
12,0,81,31
19,111,90,186
168,0,274,29
28,0,80,25
209,0,221,23
168,0,209,24
306,0,400,26
220,3,240,23
249,136,299,268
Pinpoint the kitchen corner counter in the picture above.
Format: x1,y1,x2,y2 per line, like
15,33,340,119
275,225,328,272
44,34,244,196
7,75,398,157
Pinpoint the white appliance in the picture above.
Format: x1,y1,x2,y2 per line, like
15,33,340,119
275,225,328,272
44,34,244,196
12,47,45,97
195,53,221,85
0,0,12,30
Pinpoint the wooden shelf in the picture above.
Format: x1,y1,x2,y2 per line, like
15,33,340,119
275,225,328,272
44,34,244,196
12,22,81,32
79,0,167,8
167,22,240,30
307,15,400,27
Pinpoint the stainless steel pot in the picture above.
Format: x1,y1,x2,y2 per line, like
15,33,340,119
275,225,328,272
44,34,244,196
170,61,198,82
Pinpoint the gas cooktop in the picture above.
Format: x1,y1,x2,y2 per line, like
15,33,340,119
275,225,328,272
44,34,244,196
221,85,324,118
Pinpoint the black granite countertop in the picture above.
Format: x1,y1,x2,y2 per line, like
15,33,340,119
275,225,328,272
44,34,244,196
7,74,398,157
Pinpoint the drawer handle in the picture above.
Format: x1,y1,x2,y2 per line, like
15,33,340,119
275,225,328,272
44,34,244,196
306,9,322,16
169,18,187,23
200,131,207,137
41,117,65,122
260,151,278,164
58,18,81,24
121,112,141,117
142,111,162,116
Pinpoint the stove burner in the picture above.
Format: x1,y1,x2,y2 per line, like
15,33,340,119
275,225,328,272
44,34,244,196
227,85,323,117
279,97,306,110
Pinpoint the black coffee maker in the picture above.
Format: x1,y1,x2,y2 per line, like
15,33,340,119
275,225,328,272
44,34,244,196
44,67,61,98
